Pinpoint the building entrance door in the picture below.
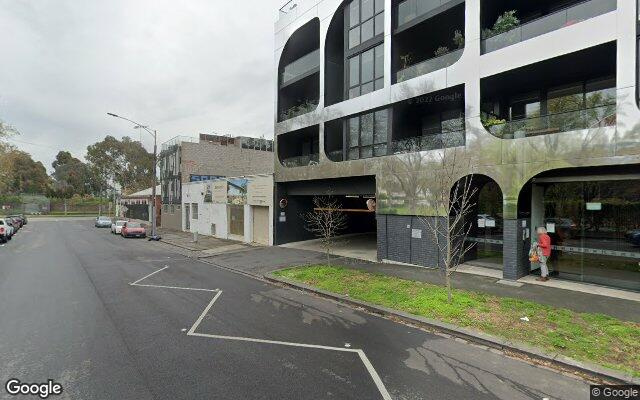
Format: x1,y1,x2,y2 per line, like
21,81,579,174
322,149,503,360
541,179,640,291
185,204,190,230
228,205,244,236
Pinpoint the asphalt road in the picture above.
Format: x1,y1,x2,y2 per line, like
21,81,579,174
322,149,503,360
0,220,591,399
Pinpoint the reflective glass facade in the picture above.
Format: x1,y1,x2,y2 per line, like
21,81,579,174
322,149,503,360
542,180,640,291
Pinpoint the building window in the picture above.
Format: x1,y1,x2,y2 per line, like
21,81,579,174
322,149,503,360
163,205,168,212
348,0,384,49
170,205,175,214
348,44,384,99
347,109,388,160
192,203,198,220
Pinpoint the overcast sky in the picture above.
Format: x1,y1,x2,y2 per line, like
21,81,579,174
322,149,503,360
0,0,283,171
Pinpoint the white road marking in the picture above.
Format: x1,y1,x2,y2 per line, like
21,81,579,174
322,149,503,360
357,350,393,400
187,290,223,335
129,265,169,285
130,266,393,399
133,284,219,293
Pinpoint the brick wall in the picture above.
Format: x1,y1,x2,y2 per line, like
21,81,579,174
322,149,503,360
378,214,446,269
181,141,274,183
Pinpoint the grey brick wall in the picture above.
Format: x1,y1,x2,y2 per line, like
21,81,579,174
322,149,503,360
503,218,531,280
385,215,412,264
181,141,274,183
376,215,387,261
381,214,446,268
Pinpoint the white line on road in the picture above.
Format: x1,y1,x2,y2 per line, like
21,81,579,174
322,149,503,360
187,290,223,335
129,265,169,285
132,284,219,293
129,265,393,399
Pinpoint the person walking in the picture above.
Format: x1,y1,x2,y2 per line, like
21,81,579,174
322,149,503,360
536,227,552,281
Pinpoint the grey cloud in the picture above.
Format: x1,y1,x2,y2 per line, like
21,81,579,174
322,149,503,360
0,0,283,170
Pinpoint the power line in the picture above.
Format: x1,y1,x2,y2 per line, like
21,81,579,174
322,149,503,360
6,137,59,150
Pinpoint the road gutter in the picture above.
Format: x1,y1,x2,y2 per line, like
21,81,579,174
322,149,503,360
264,272,640,386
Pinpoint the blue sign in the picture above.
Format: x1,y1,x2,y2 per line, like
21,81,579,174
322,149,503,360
190,175,224,182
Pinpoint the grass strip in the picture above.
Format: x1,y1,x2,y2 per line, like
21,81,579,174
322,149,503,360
274,265,640,377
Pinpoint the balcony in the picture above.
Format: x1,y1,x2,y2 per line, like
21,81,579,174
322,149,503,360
485,105,616,139
280,49,320,88
391,129,465,153
396,48,463,83
397,0,462,28
481,0,616,54
280,153,319,168
278,18,320,122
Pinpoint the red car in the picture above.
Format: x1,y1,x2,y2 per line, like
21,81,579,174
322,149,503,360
121,222,147,238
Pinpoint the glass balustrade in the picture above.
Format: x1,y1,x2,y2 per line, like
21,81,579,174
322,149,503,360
280,153,320,168
390,130,465,154
485,105,616,139
327,150,344,162
481,0,616,54
397,0,455,27
396,48,463,82
280,49,320,86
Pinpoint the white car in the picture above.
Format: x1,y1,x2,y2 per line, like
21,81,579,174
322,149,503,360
0,218,15,243
111,220,128,235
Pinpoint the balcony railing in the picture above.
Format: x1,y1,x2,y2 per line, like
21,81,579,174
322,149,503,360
391,130,465,154
279,100,318,121
280,49,320,87
278,0,299,22
485,105,616,139
481,0,616,54
280,153,319,168
396,48,463,83
161,135,198,152
397,0,457,27
327,149,344,162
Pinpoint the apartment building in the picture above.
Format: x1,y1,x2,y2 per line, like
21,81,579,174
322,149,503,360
159,134,274,230
274,0,640,291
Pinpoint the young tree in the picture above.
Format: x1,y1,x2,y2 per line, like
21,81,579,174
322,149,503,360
302,196,348,267
420,149,477,303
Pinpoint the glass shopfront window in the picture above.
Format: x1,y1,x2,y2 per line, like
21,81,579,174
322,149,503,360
543,180,640,291
466,180,504,270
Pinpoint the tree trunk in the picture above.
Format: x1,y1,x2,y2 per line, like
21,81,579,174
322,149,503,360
326,248,331,267
445,270,452,304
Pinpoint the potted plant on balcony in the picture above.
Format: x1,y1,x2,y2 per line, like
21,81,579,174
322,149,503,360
482,10,520,40
453,30,465,49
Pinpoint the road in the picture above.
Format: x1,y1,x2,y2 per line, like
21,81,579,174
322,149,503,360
0,220,590,399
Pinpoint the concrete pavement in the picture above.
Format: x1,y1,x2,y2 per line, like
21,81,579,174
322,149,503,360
0,220,590,399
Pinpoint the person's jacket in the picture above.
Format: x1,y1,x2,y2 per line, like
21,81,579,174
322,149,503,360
538,233,552,257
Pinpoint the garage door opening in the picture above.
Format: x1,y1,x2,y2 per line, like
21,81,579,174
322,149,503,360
275,176,378,262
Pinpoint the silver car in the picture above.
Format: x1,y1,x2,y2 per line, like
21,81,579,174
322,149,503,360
95,216,112,228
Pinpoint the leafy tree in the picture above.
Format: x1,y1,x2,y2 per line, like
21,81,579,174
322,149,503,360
1,149,51,194
50,151,103,197
86,135,154,195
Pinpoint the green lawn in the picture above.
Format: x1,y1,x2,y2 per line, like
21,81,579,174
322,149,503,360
274,265,640,377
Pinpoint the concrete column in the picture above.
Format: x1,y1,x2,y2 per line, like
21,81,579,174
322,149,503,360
502,218,531,280
531,183,545,244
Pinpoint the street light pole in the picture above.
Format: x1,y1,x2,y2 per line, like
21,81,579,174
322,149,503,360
151,129,157,238
107,112,160,240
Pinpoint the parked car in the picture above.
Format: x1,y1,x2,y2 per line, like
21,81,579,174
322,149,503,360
626,229,640,246
111,220,128,235
121,222,146,238
95,216,113,228
6,217,20,233
0,218,14,243
9,214,27,225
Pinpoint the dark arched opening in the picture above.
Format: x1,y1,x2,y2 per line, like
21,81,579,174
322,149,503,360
278,18,320,122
